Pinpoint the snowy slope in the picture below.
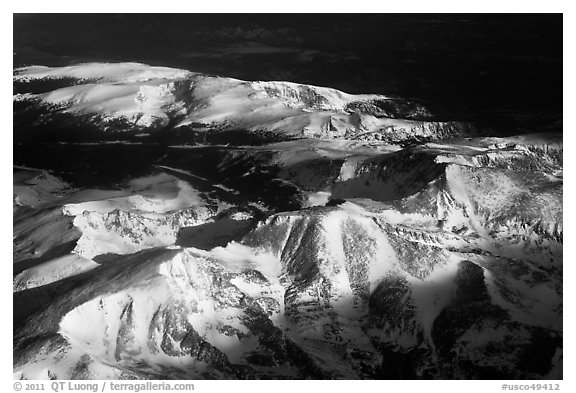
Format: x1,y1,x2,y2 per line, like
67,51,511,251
14,197,562,379
14,62,474,140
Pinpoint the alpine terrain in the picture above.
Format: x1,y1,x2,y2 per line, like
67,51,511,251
13,62,562,380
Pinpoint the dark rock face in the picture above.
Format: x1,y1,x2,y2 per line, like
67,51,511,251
345,98,434,121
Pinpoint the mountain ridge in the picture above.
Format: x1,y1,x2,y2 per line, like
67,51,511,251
14,62,481,142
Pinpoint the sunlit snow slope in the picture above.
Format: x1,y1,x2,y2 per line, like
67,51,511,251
14,62,477,141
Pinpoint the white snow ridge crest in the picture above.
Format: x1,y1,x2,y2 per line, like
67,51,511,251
14,62,476,141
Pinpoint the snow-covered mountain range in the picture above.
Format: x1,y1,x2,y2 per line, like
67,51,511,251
13,63,562,380
14,62,477,142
